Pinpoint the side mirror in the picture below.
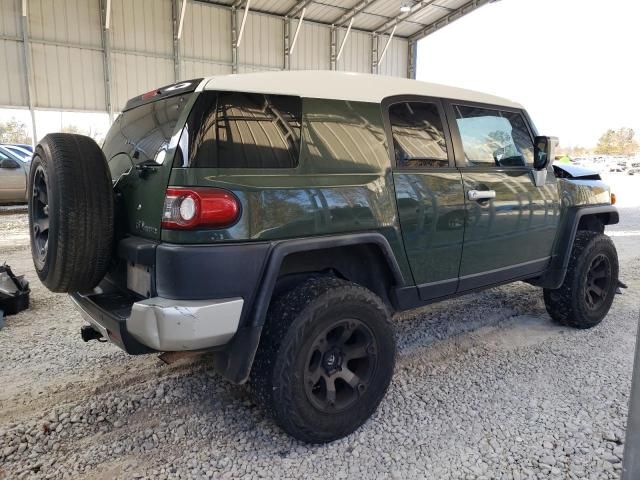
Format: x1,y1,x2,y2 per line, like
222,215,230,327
0,158,20,169
533,136,558,170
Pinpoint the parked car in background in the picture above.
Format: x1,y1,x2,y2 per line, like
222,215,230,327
11,143,33,153
0,145,30,203
2,144,33,161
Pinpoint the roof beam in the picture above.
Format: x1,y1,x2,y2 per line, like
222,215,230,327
374,0,437,35
333,0,379,27
409,0,491,41
289,8,306,54
377,24,396,64
335,17,354,61
286,0,313,19
236,0,251,47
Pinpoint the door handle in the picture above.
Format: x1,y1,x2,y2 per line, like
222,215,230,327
467,189,496,201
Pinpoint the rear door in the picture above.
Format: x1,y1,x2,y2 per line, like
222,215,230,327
385,97,465,300
444,101,560,290
102,81,200,240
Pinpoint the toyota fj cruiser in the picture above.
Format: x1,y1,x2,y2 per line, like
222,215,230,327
28,71,620,443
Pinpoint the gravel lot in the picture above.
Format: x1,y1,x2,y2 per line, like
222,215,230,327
1,174,638,480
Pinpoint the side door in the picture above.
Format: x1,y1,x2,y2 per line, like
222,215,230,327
444,101,560,290
384,96,466,301
0,151,27,202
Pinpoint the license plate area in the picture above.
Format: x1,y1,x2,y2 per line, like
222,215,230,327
127,263,152,298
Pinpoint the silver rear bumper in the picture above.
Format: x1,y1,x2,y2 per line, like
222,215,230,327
72,294,243,351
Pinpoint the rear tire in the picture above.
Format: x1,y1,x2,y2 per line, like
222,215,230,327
543,231,618,329
250,276,396,443
28,133,114,293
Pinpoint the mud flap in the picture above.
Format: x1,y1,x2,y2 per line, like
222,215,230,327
617,279,628,295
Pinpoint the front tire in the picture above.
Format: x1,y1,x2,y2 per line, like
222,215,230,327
544,231,618,329
250,277,396,443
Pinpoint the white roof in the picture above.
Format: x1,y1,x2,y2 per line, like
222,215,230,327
202,71,522,109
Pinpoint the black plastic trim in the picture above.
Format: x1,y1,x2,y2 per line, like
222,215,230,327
247,233,405,329
457,257,550,291
531,205,619,289
418,277,458,301
118,236,158,266
155,242,271,327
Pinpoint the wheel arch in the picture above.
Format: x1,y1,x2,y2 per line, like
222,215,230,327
529,204,619,289
218,233,406,384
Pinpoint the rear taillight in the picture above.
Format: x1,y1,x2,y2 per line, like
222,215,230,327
161,187,240,230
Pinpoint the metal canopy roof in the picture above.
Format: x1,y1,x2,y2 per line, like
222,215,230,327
203,0,491,40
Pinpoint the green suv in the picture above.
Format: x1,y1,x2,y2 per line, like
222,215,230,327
27,71,620,443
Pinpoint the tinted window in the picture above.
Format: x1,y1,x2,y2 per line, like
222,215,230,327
388,102,448,168
453,105,533,167
103,92,191,178
301,99,389,172
179,92,301,168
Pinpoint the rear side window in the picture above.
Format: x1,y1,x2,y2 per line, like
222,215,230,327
388,101,448,168
453,105,534,167
301,98,389,172
178,92,302,168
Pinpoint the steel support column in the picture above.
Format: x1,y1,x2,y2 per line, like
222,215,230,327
283,16,290,70
329,26,337,70
407,40,417,79
20,1,37,144
172,0,181,81
231,6,238,73
99,0,114,121
371,34,378,74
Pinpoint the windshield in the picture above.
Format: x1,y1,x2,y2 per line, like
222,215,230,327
4,145,32,161
0,146,29,163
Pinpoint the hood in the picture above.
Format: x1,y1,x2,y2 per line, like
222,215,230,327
553,162,601,180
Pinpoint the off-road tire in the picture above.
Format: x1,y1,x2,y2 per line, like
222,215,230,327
544,231,618,329
250,276,396,443
28,133,113,293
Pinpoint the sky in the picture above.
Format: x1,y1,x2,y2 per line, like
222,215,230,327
417,0,640,148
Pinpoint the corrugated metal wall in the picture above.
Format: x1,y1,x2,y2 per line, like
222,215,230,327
1,0,410,114
0,0,28,107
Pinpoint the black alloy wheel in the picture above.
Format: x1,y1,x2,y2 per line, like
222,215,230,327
304,318,378,413
31,165,50,269
584,253,612,311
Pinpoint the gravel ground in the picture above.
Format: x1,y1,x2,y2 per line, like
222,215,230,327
1,174,638,480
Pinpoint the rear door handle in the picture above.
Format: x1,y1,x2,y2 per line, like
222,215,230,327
467,189,496,201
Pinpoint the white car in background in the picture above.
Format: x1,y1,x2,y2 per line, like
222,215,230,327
2,144,33,162
0,145,30,203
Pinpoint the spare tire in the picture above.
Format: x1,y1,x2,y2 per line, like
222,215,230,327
28,133,114,293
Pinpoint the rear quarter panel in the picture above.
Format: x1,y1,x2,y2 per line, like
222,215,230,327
164,98,413,280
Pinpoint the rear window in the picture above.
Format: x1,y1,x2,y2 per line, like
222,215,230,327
103,93,191,179
176,91,302,169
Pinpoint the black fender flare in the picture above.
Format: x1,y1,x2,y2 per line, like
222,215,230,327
531,204,619,289
219,232,405,384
